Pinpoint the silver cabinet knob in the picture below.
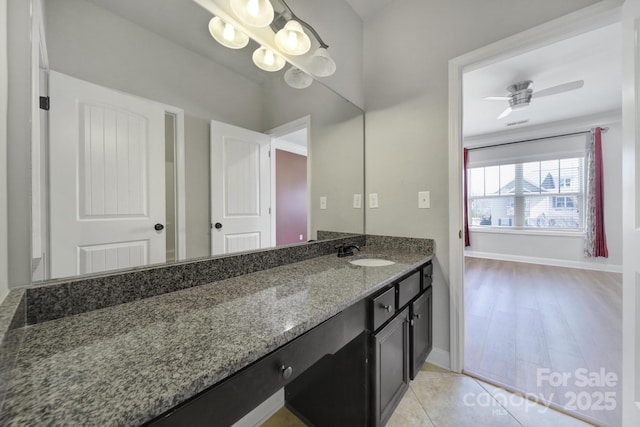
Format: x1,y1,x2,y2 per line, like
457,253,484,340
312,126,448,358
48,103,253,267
382,304,392,313
281,365,293,380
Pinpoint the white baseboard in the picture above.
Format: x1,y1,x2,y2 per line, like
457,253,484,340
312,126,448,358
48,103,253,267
426,347,451,371
231,389,284,427
464,250,623,273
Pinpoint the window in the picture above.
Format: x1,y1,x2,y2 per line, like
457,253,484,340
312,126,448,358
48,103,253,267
468,157,584,230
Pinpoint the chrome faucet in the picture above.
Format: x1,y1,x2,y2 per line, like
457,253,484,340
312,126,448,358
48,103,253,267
335,243,361,257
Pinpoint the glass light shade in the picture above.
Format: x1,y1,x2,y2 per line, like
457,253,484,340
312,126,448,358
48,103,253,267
230,0,274,28
252,46,286,72
307,48,336,77
275,20,311,56
208,17,249,49
284,66,313,89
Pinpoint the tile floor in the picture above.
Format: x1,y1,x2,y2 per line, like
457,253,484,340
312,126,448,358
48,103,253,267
261,363,593,427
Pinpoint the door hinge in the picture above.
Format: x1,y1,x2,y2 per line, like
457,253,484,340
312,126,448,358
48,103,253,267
459,230,462,239
268,150,271,158
269,207,271,214
39,96,50,111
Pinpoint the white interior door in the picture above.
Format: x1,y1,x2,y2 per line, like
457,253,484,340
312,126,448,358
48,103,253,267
623,1,640,425
49,71,166,278
210,120,271,255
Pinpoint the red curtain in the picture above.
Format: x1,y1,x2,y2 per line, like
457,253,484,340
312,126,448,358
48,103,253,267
464,148,470,247
593,127,608,257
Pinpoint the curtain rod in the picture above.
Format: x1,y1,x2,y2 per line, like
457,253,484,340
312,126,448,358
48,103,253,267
466,127,609,152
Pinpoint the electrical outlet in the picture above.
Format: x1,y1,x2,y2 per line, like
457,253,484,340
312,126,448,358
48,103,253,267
369,193,379,209
320,196,327,210
418,191,430,209
353,194,362,209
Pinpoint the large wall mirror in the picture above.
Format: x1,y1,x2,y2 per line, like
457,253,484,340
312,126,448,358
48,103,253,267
31,0,364,282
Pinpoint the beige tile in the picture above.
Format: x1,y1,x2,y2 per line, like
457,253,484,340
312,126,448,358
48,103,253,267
420,362,456,374
260,406,306,427
476,381,594,427
386,387,434,427
410,372,520,426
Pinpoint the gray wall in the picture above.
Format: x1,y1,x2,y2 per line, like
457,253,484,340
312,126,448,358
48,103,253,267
7,0,31,288
363,0,602,356
262,75,364,238
283,0,364,109
0,0,8,301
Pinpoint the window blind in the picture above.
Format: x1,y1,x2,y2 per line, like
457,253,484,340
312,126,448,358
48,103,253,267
466,133,588,168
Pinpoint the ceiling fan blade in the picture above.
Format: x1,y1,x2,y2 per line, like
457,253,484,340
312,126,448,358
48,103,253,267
497,107,512,120
484,96,511,101
534,80,584,98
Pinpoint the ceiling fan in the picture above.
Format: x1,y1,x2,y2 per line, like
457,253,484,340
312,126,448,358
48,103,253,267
485,79,584,120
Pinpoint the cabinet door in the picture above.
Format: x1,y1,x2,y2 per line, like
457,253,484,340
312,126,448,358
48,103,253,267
373,308,409,426
410,286,433,380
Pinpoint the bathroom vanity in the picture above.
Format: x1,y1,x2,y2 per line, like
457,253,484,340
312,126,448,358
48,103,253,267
0,238,434,427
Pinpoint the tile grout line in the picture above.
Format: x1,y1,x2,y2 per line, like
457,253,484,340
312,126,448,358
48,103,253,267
407,383,436,427
473,377,526,427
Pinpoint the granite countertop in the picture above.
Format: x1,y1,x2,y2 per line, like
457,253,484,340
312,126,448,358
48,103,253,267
0,248,431,426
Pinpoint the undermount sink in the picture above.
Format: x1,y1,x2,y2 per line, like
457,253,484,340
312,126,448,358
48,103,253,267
349,258,396,267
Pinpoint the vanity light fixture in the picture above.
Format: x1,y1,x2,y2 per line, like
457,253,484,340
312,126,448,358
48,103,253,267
308,47,337,77
252,46,286,71
230,0,274,28
274,20,310,55
284,66,313,89
208,0,337,87
208,17,249,49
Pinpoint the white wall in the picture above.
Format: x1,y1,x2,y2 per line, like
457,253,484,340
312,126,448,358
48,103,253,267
0,0,8,303
363,0,601,355
466,118,623,272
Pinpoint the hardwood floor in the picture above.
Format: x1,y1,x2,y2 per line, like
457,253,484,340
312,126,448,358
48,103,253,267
464,257,622,427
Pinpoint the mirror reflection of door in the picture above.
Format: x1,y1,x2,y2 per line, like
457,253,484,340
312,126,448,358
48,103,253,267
272,129,308,246
210,120,271,255
48,71,180,279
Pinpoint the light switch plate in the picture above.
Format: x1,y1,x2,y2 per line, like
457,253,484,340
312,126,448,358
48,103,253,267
369,193,379,209
320,196,327,210
418,191,430,209
353,194,362,209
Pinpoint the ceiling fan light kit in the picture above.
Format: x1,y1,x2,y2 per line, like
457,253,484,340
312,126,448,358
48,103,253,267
486,79,585,120
208,0,337,89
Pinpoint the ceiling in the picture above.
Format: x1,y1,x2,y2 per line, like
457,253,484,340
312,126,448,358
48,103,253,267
344,0,396,21
463,23,622,137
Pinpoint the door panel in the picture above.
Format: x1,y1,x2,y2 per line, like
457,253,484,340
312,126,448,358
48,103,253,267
410,287,433,380
49,71,166,279
210,120,271,255
374,308,409,426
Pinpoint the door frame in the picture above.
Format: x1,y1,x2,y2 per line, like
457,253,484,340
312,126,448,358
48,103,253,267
447,0,623,373
266,116,311,247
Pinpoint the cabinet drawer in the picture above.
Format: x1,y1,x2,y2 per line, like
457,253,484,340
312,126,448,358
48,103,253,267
398,271,421,308
423,263,433,288
371,287,396,331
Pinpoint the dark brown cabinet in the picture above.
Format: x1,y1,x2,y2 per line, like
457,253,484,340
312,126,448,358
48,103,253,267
410,285,433,380
372,307,410,427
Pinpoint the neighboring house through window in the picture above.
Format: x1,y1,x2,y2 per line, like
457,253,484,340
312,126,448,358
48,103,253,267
467,137,586,231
